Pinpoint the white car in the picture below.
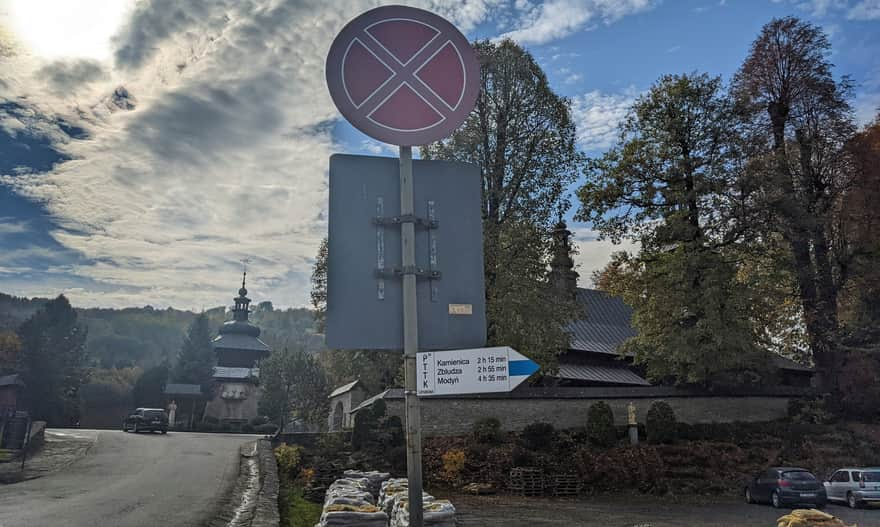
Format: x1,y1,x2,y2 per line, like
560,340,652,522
824,467,880,508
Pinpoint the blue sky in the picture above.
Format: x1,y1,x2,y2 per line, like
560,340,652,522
1,0,878,309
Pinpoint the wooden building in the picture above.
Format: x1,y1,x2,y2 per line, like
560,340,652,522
203,273,271,425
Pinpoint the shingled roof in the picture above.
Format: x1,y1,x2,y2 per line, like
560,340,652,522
566,288,637,356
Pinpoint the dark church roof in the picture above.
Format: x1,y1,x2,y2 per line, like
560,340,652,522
566,288,637,356
565,287,813,373
557,362,649,385
211,272,270,355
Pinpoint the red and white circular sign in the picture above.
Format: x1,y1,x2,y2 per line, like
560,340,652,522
326,5,480,146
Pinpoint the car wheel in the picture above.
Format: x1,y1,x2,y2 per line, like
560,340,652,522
161,429,167,434
847,492,860,509
745,488,755,504
771,490,781,509
815,500,826,510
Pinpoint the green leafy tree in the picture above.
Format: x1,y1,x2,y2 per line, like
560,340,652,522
422,39,581,370
260,347,329,427
319,348,402,395
310,237,328,333
733,17,855,392
578,73,766,385
17,295,89,425
0,331,21,374
132,363,169,407
171,313,215,393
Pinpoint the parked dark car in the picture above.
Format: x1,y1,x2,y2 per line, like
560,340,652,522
746,467,827,508
123,408,168,434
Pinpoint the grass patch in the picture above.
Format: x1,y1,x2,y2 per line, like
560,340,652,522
279,477,322,527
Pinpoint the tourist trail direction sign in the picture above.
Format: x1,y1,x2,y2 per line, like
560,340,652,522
416,347,540,396
325,5,480,146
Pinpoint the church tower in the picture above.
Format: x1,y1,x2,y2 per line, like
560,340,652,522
203,273,271,425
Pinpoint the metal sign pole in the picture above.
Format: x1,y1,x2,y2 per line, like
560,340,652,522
400,145,424,527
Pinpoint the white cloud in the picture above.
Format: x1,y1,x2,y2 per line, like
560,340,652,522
0,0,542,310
847,0,880,19
0,219,30,235
569,226,638,286
570,86,639,152
498,0,655,45
564,73,583,84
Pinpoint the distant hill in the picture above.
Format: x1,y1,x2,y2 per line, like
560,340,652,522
0,292,324,368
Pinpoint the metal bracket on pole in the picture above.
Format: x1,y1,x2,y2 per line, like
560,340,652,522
374,267,442,280
427,200,439,302
376,197,386,300
373,214,439,229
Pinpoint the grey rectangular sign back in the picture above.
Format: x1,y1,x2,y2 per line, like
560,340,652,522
326,153,486,351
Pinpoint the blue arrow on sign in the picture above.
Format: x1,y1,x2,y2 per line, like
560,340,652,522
509,358,539,377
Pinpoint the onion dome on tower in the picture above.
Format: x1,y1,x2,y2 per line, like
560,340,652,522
211,272,271,369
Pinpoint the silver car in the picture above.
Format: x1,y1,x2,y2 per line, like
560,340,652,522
824,467,880,508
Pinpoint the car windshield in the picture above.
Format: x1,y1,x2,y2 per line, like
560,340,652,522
863,472,880,482
783,471,817,481
144,410,165,419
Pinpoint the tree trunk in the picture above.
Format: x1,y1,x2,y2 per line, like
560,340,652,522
769,103,837,392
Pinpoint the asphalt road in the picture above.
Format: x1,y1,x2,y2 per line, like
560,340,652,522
454,494,880,527
0,429,256,527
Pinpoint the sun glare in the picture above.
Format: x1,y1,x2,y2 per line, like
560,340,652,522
4,0,132,61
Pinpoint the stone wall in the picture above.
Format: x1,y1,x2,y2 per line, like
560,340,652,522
376,388,800,437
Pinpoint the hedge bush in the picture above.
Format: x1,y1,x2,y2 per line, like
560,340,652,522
646,401,677,444
521,422,557,450
587,401,616,447
472,417,503,444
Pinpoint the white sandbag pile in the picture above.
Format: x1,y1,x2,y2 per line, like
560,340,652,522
317,477,388,527
343,470,392,496
390,498,456,527
378,478,433,517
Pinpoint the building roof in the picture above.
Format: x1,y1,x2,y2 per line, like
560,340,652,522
329,380,365,399
211,272,271,355
213,366,259,379
568,288,814,374
164,383,202,396
351,388,405,413
0,374,24,388
772,354,814,372
566,288,637,356
557,362,650,386
212,333,271,353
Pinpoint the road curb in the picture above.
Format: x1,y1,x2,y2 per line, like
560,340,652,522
252,439,280,527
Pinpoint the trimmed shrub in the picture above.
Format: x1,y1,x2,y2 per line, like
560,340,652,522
521,422,556,450
472,417,503,444
351,411,371,451
646,401,677,444
788,396,835,425
220,422,232,432
587,401,616,447
274,444,303,475
241,423,255,434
